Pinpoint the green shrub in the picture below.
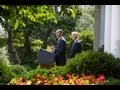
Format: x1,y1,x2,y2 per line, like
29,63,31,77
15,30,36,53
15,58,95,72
0,38,7,47
22,68,48,80
66,50,120,79
10,64,28,76
105,77,120,85
22,66,69,80
0,64,15,84
48,66,69,77
0,47,15,84
79,30,93,51
22,65,32,71
21,63,38,70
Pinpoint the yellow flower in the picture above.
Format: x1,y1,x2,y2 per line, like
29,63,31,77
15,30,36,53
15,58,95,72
72,76,77,81
53,83,58,85
69,79,74,84
84,80,90,85
9,78,18,84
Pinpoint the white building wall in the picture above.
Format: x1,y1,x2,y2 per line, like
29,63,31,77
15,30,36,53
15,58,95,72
100,5,120,58
111,5,120,58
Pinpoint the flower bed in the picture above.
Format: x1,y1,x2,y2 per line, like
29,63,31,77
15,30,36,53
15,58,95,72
9,73,106,85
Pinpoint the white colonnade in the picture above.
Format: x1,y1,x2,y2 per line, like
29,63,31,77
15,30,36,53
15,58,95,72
94,5,120,58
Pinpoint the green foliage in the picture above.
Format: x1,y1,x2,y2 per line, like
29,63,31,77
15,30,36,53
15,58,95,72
66,50,120,79
75,5,95,31
22,66,69,80
57,16,76,33
23,63,39,70
0,64,15,84
21,54,38,65
49,66,69,77
79,30,93,51
10,64,28,76
0,47,10,65
65,54,80,73
1,5,95,66
0,47,15,84
0,5,57,29
0,38,7,47
22,68,47,80
60,5,82,19
22,65,32,71
31,39,43,52
104,77,120,85
13,31,24,48
14,20,19,30
16,47,39,65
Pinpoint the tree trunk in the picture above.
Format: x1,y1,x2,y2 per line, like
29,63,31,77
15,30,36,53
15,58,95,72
7,26,21,64
42,29,53,49
23,30,32,55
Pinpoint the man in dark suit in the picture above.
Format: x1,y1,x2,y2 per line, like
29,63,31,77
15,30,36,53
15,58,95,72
53,29,67,66
69,31,82,58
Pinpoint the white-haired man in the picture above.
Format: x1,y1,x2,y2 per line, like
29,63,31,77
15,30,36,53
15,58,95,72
53,29,67,66
69,31,82,58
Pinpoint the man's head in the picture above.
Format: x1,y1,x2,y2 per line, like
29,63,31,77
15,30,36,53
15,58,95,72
71,31,79,41
55,29,63,38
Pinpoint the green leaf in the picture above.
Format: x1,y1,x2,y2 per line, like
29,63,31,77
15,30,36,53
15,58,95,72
14,20,19,30
53,19,57,24
18,10,23,15
22,22,26,27
69,9,75,18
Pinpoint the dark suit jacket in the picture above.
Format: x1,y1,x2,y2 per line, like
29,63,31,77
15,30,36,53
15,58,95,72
69,39,82,58
54,36,66,66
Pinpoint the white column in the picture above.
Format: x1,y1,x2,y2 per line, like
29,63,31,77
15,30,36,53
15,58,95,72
93,5,105,51
111,5,120,58
100,5,105,46
104,5,112,53
93,5,101,51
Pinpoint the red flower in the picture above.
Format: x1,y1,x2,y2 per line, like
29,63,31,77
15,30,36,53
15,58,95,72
66,74,71,78
98,75,105,81
58,76,63,81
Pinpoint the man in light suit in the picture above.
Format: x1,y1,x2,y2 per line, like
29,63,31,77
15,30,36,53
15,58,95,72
69,31,82,58
52,29,67,66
